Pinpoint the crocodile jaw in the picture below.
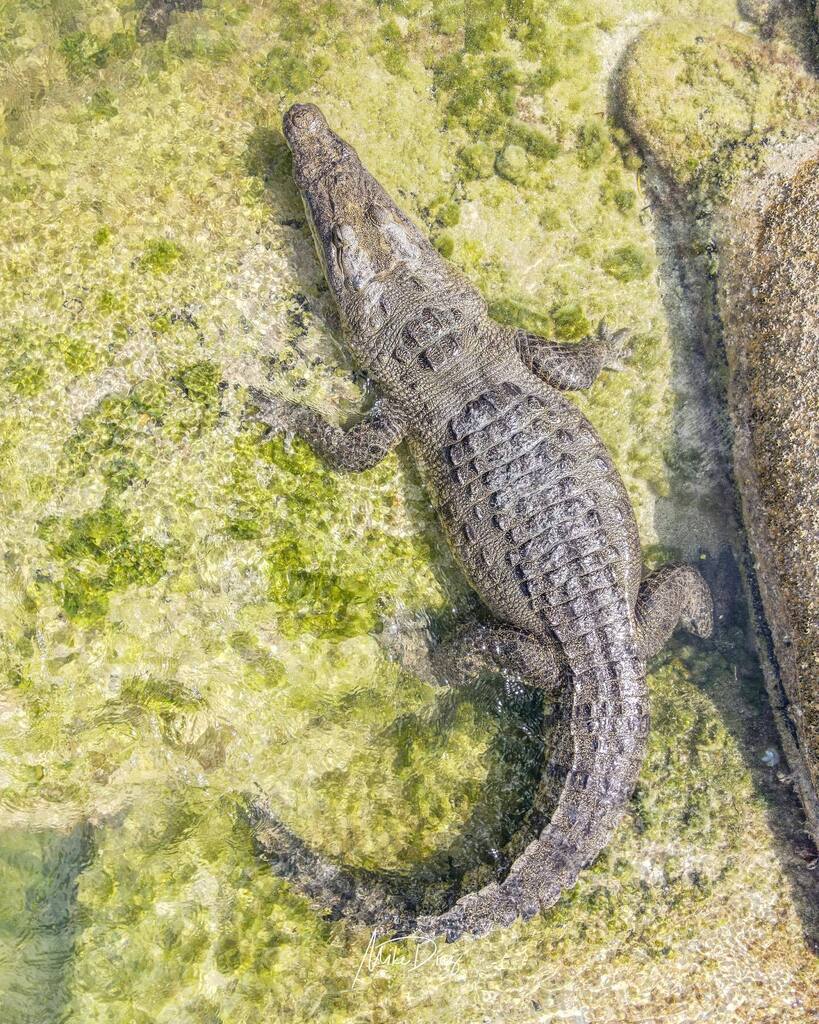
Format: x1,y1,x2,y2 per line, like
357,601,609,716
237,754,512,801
283,103,454,357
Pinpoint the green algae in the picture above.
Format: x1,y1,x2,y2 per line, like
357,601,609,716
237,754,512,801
139,239,186,274
0,0,817,1020
495,143,529,184
619,18,819,204
45,503,170,623
602,242,652,282
458,140,495,179
576,118,607,168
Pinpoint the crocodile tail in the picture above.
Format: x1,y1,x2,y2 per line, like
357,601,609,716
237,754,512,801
248,801,423,935
412,625,649,940
250,626,648,942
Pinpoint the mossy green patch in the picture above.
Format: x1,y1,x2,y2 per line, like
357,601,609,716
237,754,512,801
3,353,47,398
171,360,222,433
495,143,528,184
45,503,169,623
427,195,461,228
552,303,591,340
619,19,819,201
55,332,109,376
538,204,563,230
602,243,652,282
458,140,496,179
435,51,520,137
139,239,186,274
88,87,118,120
59,31,113,79
576,118,608,168
434,233,455,257
507,120,560,161
256,43,331,95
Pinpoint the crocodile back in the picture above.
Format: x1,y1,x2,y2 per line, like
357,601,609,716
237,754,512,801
408,362,643,640
406,359,649,914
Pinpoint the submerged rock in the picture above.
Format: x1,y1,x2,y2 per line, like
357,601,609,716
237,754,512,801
620,20,819,845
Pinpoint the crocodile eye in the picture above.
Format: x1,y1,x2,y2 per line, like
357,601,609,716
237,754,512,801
331,224,356,249
370,204,392,225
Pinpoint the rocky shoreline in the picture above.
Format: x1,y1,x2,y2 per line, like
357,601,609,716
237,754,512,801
716,139,819,845
618,22,819,848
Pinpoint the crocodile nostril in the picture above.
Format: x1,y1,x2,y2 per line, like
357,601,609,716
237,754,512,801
286,103,321,133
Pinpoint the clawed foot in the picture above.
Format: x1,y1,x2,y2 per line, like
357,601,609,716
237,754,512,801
596,320,632,371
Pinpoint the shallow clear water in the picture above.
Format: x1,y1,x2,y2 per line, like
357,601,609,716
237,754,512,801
1,1,817,1021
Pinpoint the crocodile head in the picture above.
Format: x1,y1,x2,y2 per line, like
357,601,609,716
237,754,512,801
283,103,479,371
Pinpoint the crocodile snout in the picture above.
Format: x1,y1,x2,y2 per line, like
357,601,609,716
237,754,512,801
282,103,345,188
283,102,327,142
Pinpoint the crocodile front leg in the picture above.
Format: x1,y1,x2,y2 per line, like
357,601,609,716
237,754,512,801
509,321,631,390
433,622,564,692
636,564,714,660
249,388,407,472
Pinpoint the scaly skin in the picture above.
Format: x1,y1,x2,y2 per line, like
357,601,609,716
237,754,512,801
249,104,714,941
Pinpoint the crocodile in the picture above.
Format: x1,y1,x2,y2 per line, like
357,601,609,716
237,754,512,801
249,103,714,941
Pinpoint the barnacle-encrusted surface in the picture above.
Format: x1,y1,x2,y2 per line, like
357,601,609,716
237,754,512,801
716,143,819,841
0,1,817,1021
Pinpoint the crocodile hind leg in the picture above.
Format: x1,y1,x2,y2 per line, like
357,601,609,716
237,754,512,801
432,622,564,692
635,565,714,660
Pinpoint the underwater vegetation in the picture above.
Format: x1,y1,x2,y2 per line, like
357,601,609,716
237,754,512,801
0,0,817,1021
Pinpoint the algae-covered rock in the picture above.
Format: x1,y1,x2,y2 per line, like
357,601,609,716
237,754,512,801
619,19,819,205
495,143,528,183
620,18,819,845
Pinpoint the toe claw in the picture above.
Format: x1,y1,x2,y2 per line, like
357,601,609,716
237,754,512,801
600,324,633,371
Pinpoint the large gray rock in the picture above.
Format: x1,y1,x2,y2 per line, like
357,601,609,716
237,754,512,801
717,141,819,841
